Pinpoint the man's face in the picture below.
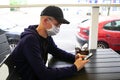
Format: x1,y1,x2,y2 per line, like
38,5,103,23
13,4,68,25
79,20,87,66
47,17,61,29
44,17,61,36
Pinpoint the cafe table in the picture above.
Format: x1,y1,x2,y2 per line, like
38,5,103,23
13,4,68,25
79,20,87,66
48,49,120,80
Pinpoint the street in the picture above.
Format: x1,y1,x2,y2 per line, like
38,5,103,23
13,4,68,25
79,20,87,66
52,23,78,53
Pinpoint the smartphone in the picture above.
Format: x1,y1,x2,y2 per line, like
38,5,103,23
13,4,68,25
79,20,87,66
84,53,93,60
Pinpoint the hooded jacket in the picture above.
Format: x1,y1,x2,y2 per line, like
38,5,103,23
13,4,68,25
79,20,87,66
11,25,77,80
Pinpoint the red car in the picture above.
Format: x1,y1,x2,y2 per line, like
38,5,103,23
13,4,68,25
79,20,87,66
76,16,120,51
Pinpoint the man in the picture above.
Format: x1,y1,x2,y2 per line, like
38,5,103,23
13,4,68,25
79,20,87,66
10,5,89,80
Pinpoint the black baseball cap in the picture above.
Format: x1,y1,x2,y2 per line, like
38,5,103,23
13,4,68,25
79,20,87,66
40,5,70,24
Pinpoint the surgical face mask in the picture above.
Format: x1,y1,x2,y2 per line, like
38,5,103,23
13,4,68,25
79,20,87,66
46,22,60,36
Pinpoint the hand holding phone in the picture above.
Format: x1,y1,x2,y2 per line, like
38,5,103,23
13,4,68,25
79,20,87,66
84,53,93,60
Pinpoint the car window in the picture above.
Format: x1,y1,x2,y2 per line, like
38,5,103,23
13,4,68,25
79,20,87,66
104,20,120,31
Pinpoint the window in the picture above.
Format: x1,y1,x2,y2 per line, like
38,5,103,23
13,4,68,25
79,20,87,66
104,20,120,31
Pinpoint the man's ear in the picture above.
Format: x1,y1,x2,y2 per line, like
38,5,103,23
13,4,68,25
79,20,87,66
42,17,51,29
44,17,50,24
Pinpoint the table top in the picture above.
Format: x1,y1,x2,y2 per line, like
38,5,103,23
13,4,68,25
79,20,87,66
48,49,120,80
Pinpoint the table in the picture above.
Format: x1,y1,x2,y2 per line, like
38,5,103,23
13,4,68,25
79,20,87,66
48,49,120,80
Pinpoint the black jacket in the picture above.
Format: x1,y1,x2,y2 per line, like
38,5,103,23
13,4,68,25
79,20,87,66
11,25,77,80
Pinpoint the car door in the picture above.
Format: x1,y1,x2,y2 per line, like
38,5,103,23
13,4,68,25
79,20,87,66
103,20,120,50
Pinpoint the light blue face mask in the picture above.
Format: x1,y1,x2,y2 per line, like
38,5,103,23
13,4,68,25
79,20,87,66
46,22,60,36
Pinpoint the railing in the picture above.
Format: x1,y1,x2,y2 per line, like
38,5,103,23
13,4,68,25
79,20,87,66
0,4,120,8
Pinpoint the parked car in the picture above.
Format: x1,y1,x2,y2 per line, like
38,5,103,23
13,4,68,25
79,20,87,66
0,21,25,49
76,16,120,51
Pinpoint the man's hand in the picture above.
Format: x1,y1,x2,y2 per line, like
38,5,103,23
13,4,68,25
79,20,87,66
75,53,86,60
74,54,89,71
